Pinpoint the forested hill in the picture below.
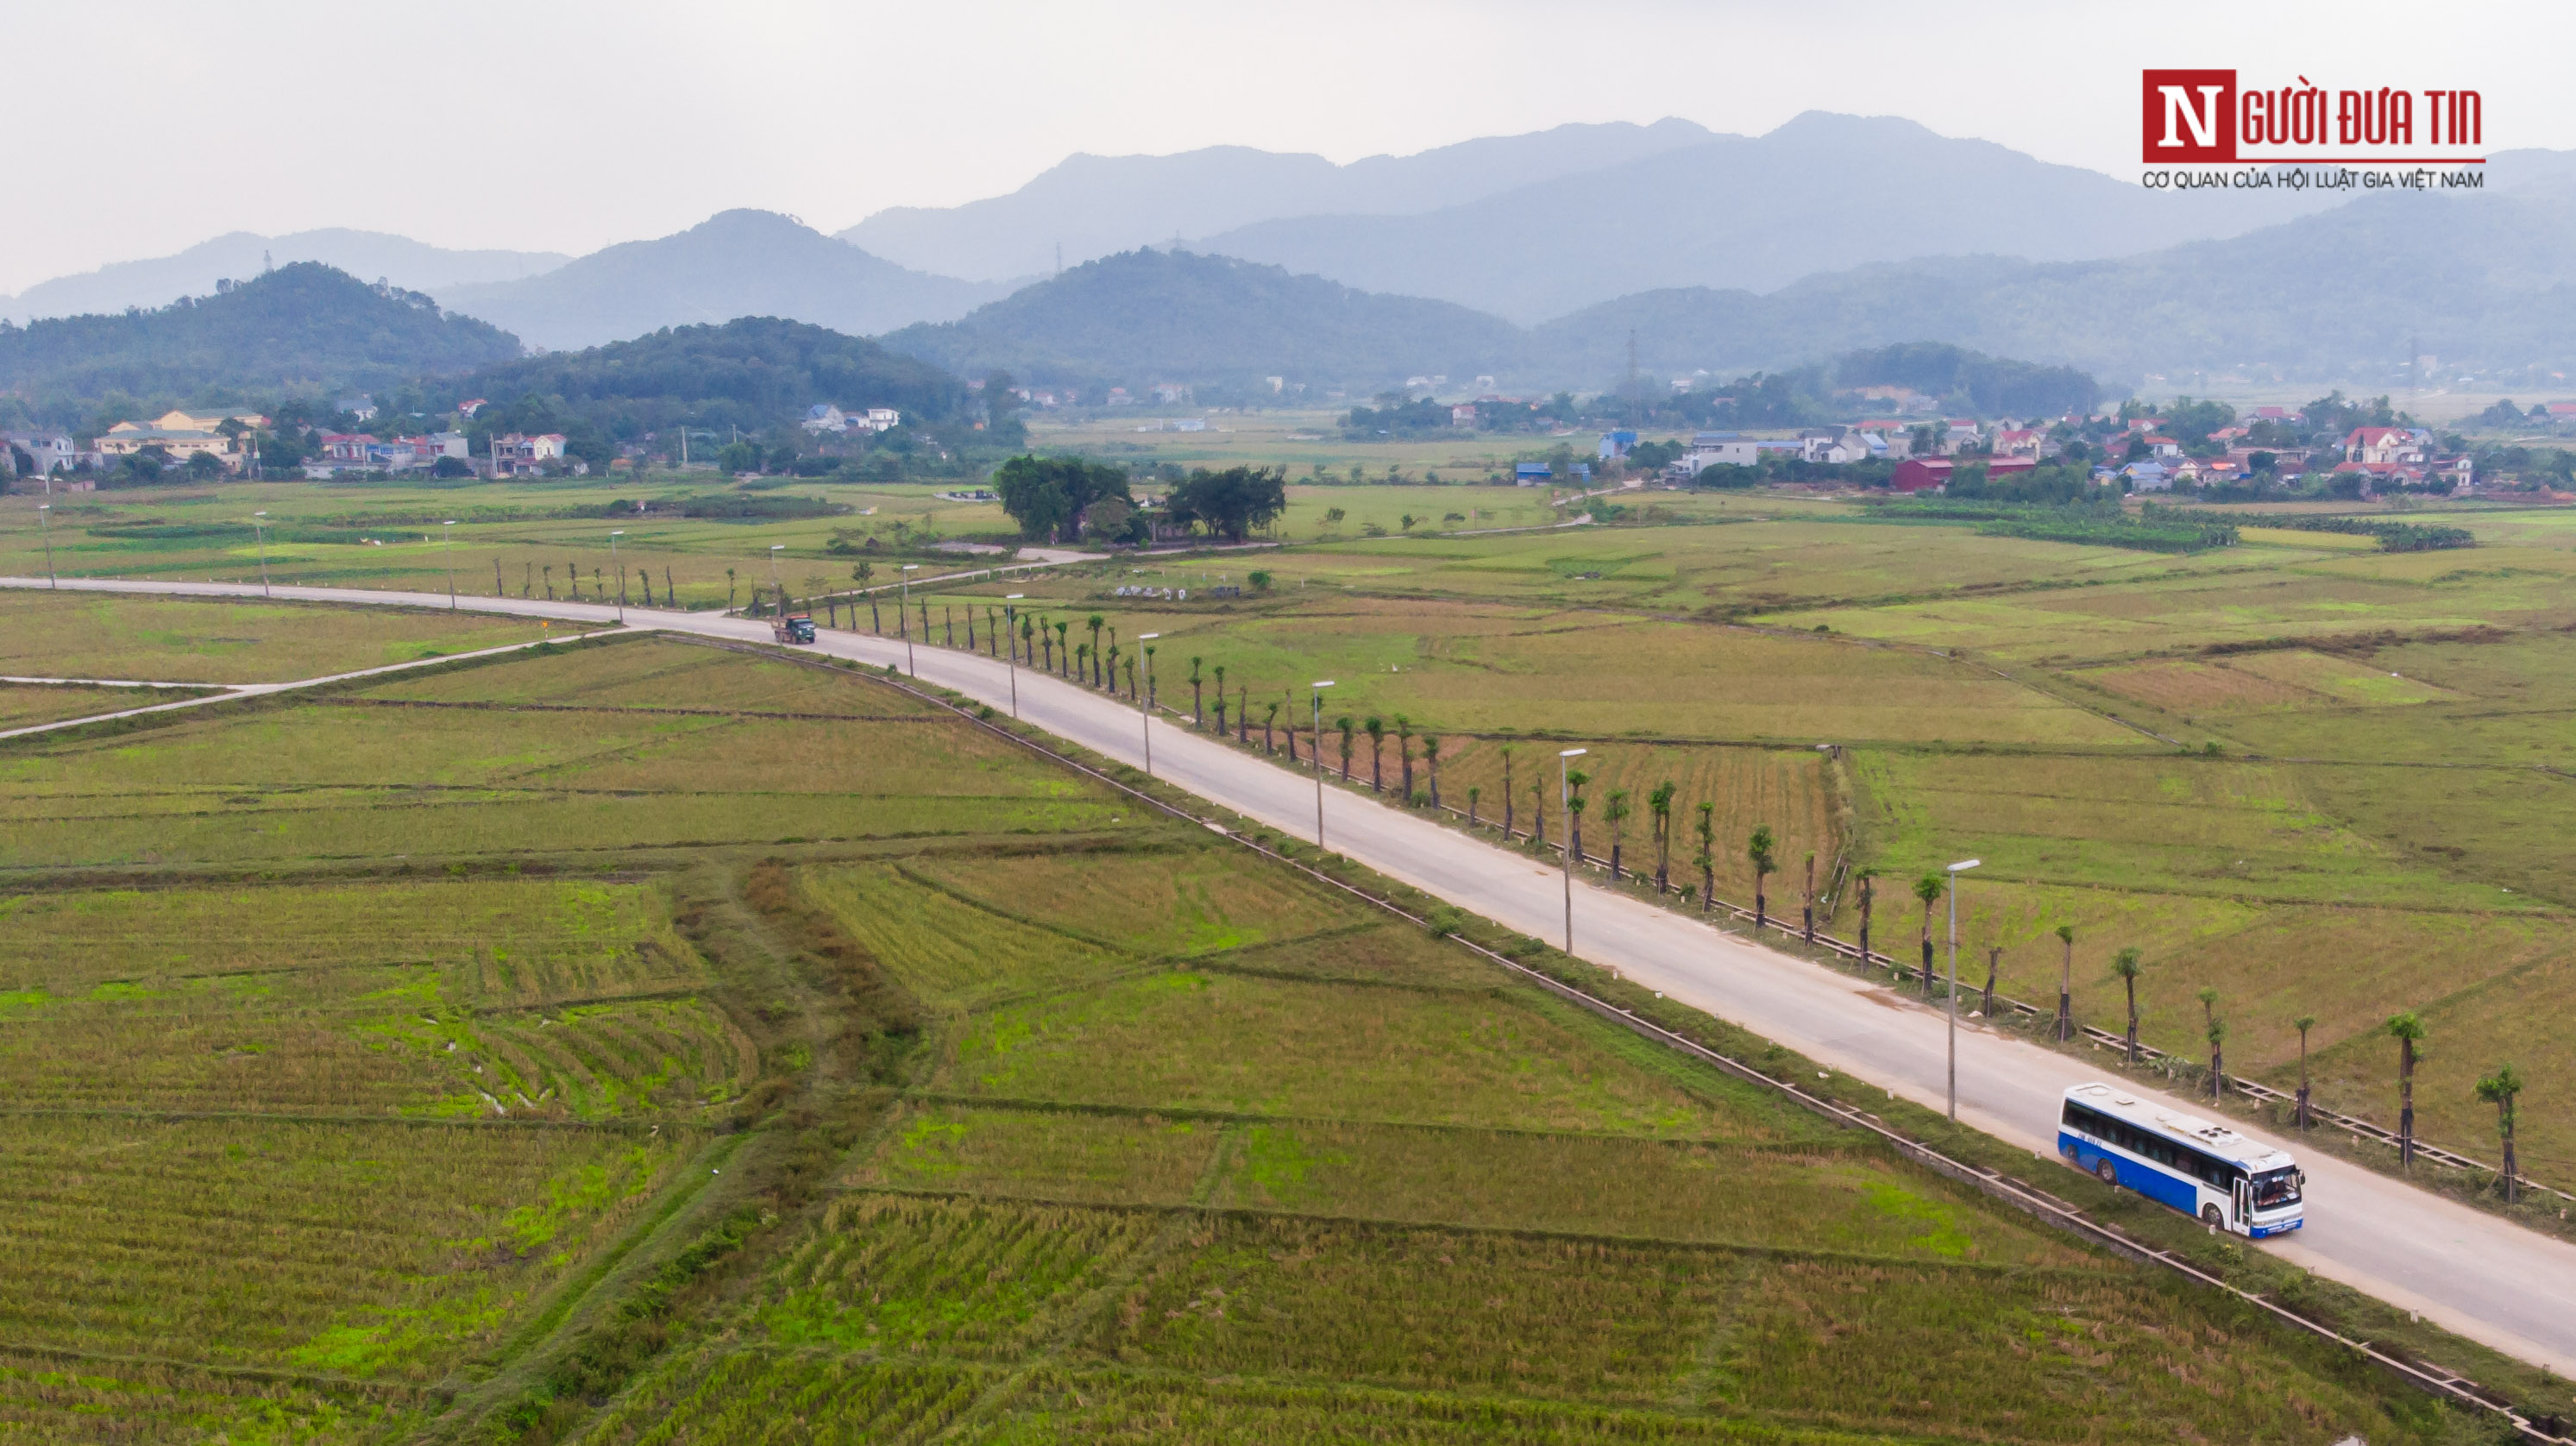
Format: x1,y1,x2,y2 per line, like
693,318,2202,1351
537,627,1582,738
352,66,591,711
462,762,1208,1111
0,262,520,425
878,248,1526,394
426,316,969,438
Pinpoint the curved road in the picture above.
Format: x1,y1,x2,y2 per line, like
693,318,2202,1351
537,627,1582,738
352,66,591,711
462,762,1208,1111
13,575,2576,1375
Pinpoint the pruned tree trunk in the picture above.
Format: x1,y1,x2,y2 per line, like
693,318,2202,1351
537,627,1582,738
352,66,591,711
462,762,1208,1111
2399,1037,2417,1168
2057,937,2074,1041
1802,855,1816,944
1982,946,1999,1017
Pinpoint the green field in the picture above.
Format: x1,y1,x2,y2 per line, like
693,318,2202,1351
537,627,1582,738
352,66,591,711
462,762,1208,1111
0,600,2476,1443
851,490,2576,1191
0,590,570,683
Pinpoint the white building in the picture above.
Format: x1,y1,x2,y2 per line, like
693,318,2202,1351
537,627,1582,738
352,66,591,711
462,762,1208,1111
5,432,78,477
1681,438,1761,472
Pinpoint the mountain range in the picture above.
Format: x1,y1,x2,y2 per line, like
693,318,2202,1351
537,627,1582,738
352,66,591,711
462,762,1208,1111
437,210,1009,352
878,248,1523,393
12,115,2576,398
1,229,565,326
1532,174,2576,387
838,118,1723,284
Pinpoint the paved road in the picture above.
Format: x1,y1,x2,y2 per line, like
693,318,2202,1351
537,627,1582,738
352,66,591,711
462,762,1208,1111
14,575,2576,1374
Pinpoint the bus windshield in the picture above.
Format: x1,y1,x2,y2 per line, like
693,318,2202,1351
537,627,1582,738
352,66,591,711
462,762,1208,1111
2250,1167,2301,1209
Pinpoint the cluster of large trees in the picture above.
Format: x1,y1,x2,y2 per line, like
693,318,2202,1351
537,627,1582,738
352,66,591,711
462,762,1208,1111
993,457,1287,545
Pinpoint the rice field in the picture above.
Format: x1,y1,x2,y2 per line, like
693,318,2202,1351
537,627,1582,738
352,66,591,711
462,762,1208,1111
0,680,210,729
0,1114,675,1382
0,519,2535,1441
798,863,1142,1009
0,877,701,998
849,1103,1226,1205
359,633,951,716
0,701,1130,871
935,968,1862,1140
927,593,2140,747
0,589,565,682
0,1352,416,1444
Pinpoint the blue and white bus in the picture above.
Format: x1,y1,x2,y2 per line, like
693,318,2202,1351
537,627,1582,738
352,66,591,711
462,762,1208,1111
2058,1083,2304,1238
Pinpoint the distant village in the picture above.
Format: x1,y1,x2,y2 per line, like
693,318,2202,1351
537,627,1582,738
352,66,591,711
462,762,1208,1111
1633,407,2485,497
0,384,2537,502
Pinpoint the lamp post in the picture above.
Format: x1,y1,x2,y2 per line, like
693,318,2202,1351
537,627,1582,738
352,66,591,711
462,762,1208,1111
1308,681,1335,847
37,504,54,588
609,531,626,621
900,564,920,676
252,511,270,597
1134,632,1159,773
439,520,457,608
1559,747,1589,952
1945,858,1981,1122
767,544,785,616
1003,594,1025,716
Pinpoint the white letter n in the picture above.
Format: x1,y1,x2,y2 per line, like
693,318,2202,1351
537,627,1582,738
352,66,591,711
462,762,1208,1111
2159,85,2223,148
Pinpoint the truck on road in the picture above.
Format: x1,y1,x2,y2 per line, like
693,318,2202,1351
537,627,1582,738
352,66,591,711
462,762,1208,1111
772,613,816,644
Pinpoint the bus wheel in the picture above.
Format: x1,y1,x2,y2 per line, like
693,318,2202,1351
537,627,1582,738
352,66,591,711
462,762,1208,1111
2094,1159,2118,1187
2202,1204,2225,1229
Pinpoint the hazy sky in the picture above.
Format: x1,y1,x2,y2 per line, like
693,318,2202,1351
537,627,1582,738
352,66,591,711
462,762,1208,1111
6,0,2564,294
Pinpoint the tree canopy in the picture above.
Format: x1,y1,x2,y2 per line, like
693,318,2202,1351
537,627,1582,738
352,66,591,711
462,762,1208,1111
1166,465,1288,543
0,262,518,429
426,316,965,438
992,454,1133,543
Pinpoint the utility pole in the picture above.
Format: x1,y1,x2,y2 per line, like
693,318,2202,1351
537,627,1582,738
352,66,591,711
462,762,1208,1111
1135,633,1159,773
1945,858,1981,1121
900,564,919,676
37,503,54,588
1309,681,1335,846
442,520,456,608
610,531,626,621
1003,594,1024,716
253,511,270,597
1559,748,1588,952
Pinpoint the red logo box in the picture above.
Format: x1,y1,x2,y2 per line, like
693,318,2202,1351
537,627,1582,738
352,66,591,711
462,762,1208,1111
2142,69,2236,162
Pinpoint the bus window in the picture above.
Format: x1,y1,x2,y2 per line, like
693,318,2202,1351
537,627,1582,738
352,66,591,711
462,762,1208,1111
2250,1168,2301,1209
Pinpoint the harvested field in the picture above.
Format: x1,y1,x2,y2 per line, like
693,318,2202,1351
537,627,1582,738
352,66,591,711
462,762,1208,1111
0,591,562,682
848,1103,1224,1205
937,970,1811,1139
0,1114,674,1382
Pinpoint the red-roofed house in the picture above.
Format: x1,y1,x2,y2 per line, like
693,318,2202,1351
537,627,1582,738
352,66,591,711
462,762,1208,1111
1992,428,2045,458
1888,456,2038,494
2344,427,2423,465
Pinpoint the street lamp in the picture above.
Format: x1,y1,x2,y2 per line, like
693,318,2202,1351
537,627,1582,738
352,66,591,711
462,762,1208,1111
767,544,785,616
609,531,626,621
442,520,457,609
1945,858,1981,1121
1003,594,1025,716
37,504,54,588
1308,681,1335,847
900,564,920,676
1134,633,1159,773
252,512,269,598
1559,748,1589,952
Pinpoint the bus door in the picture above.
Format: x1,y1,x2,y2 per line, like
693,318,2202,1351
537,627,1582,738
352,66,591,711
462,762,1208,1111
2231,1175,2250,1230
